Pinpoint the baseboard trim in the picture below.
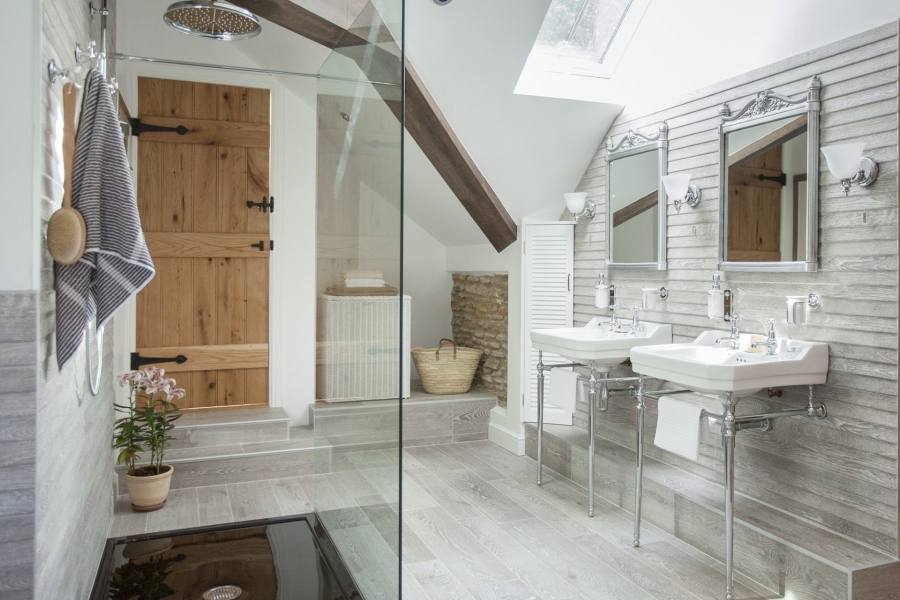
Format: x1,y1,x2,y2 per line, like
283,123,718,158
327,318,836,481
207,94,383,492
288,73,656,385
488,420,525,455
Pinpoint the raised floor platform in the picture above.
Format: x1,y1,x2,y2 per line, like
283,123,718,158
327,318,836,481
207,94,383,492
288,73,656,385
310,387,498,447
116,388,497,494
525,422,898,600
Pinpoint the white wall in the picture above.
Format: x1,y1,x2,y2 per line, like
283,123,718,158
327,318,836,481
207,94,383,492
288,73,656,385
403,218,453,363
0,1,40,291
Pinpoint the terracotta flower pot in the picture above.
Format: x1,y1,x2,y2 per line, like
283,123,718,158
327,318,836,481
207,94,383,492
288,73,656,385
125,465,174,512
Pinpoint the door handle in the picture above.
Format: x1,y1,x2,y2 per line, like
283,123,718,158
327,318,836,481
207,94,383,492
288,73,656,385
130,352,187,370
567,273,571,291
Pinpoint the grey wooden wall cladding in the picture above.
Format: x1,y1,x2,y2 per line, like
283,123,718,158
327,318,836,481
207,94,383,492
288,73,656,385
573,22,899,555
0,293,37,598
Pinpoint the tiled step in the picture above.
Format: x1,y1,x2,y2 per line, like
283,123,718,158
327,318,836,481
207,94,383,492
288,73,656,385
310,388,497,447
117,408,330,492
525,423,896,600
168,406,290,450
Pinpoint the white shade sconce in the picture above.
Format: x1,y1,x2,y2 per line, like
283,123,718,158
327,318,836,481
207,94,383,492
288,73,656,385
564,192,595,221
661,174,701,213
820,143,879,195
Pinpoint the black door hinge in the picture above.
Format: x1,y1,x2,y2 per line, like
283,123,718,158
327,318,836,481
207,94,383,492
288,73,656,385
130,118,189,137
130,352,188,370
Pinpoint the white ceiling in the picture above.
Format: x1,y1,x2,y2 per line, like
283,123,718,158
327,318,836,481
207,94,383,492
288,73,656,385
594,0,900,113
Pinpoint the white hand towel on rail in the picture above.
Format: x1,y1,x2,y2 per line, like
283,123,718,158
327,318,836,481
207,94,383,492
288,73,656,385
654,396,705,462
549,369,578,416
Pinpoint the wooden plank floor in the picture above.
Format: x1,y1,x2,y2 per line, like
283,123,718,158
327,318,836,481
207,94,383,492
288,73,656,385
112,441,776,600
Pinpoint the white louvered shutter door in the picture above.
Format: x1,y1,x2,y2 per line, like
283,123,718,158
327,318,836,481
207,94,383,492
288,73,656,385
523,223,575,424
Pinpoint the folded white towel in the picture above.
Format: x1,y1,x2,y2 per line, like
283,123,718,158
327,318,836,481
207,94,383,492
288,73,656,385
344,270,383,280
345,278,386,288
548,369,578,422
654,396,704,462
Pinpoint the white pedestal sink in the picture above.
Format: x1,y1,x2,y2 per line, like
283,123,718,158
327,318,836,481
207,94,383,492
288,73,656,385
630,330,829,396
531,318,673,369
529,318,672,519
629,329,828,600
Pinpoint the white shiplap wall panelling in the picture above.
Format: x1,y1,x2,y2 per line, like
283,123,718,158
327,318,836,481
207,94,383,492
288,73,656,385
573,22,899,556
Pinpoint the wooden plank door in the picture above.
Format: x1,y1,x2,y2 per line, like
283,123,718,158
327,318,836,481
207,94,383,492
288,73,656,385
135,77,271,409
727,145,783,262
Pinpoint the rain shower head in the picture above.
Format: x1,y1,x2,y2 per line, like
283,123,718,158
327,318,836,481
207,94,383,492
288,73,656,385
164,1,261,41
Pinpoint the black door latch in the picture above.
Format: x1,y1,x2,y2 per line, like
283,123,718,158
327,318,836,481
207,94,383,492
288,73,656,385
246,196,275,213
250,240,274,251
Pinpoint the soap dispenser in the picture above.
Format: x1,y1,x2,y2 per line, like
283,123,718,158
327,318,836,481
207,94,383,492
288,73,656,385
707,272,725,319
594,273,609,309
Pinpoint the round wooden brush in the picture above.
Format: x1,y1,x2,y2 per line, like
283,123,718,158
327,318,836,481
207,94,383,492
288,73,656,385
47,82,86,265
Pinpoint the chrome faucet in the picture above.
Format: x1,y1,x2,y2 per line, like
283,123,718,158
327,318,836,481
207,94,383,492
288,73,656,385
752,319,778,355
716,315,741,348
630,305,642,335
716,290,740,348
607,285,618,331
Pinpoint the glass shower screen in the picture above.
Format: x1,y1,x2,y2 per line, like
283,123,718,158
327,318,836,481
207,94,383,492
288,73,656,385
314,3,404,598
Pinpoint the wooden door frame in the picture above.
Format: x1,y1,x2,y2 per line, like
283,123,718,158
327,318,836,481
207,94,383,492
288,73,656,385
114,63,286,411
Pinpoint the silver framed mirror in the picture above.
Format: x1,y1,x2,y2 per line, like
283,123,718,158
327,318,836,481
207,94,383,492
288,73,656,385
606,122,668,270
717,76,821,272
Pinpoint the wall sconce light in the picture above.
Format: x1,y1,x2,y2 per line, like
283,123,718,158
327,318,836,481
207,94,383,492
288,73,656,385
661,174,701,213
820,143,879,195
564,192,595,221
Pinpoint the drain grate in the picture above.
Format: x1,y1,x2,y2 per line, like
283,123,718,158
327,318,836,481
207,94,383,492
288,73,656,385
202,585,243,600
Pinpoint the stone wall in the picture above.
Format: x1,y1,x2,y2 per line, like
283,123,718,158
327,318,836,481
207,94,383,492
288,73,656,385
450,274,508,406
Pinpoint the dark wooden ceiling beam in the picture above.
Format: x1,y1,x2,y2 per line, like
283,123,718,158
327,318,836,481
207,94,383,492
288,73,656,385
232,0,517,251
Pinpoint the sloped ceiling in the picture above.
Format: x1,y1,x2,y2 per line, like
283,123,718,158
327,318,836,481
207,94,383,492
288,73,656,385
402,0,620,244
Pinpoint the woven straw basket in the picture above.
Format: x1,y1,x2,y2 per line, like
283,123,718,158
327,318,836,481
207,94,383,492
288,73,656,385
412,338,483,395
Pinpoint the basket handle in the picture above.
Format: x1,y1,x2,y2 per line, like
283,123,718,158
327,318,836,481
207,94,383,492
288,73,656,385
435,338,458,360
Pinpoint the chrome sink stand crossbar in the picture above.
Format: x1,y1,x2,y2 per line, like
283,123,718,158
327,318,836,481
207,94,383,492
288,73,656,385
535,350,639,517
638,383,827,600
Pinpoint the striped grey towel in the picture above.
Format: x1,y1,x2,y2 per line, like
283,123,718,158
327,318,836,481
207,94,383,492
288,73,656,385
55,70,155,368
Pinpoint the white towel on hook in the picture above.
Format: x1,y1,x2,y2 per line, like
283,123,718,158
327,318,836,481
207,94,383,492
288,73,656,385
654,396,705,462
55,69,155,368
549,369,578,418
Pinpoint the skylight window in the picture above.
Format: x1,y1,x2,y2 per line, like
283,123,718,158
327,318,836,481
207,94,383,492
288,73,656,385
538,0,633,65
515,0,651,102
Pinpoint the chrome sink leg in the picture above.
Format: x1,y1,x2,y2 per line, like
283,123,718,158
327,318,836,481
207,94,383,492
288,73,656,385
633,375,645,547
536,351,544,486
587,369,598,517
722,392,737,600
